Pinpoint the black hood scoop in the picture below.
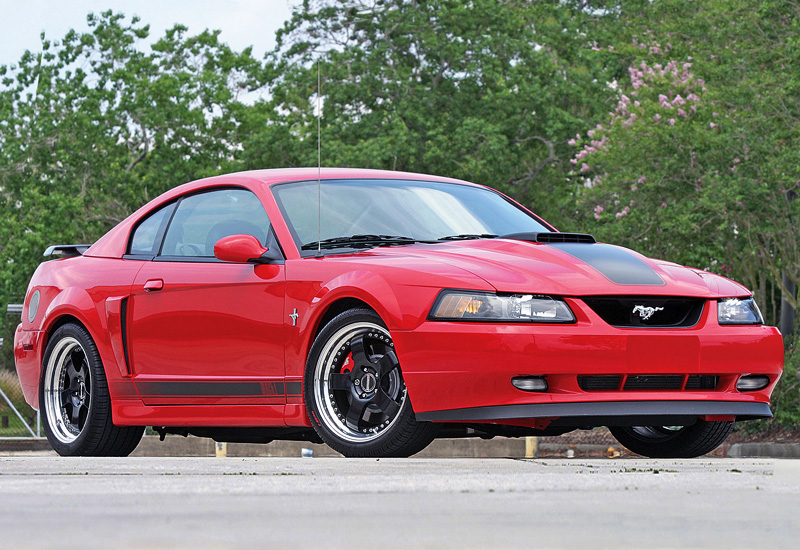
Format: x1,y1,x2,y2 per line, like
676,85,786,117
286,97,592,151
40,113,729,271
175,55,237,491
502,232,597,244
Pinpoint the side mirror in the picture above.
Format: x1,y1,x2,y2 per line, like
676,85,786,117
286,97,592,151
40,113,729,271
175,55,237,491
214,234,270,263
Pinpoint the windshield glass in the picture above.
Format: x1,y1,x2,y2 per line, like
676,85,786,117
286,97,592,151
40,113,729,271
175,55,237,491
273,179,551,253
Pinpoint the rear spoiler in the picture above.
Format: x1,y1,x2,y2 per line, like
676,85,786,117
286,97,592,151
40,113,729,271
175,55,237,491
43,244,92,258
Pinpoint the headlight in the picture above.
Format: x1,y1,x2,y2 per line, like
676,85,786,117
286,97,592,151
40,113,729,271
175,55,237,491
430,290,575,323
718,297,763,325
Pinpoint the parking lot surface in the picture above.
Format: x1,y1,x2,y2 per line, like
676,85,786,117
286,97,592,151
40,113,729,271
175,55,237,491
1,457,798,549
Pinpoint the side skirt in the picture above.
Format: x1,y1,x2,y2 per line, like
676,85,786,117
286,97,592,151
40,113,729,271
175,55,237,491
112,402,288,427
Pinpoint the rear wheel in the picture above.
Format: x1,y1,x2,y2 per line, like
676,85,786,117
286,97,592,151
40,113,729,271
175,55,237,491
40,323,143,456
305,308,437,457
609,420,734,458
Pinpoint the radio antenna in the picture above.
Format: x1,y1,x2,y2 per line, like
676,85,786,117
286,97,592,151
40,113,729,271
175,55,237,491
316,59,322,258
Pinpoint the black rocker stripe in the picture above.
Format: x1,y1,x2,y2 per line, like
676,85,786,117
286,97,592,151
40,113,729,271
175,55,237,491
136,380,285,398
285,381,303,396
548,243,665,286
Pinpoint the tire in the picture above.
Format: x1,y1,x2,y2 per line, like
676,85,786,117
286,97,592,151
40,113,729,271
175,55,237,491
40,323,144,456
305,308,438,457
609,420,734,458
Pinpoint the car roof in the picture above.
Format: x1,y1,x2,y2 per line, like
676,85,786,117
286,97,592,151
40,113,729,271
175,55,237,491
188,167,481,189
84,168,487,259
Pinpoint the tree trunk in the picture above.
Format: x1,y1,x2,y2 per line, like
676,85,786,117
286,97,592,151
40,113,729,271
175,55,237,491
779,271,796,342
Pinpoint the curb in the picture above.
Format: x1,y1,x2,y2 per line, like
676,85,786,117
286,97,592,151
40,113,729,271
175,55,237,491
3,436,800,459
727,443,800,459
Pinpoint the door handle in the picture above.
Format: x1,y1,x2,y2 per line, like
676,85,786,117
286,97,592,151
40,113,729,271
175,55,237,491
144,279,164,292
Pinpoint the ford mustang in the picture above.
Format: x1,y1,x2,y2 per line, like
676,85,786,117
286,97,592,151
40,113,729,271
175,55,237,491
13,168,784,457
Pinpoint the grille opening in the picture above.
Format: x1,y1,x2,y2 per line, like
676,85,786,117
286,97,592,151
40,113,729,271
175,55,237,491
582,296,705,328
577,375,621,391
624,375,683,390
578,374,719,392
686,375,719,390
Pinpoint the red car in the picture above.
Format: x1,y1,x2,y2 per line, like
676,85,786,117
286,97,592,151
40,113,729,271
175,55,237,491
14,168,783,458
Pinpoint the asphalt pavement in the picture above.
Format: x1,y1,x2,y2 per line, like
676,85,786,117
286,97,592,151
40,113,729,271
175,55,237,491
1,456,798,549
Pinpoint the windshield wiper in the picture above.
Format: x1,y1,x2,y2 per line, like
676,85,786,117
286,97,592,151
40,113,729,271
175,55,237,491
437,233,499,241
301,234,431,250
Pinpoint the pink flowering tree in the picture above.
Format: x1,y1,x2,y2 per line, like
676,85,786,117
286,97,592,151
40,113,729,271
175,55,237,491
570,55,728,265
568,0,800,338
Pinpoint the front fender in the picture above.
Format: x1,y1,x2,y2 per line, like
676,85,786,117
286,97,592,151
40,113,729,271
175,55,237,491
283,256,492,380
308,270,405,330
285,271,437,380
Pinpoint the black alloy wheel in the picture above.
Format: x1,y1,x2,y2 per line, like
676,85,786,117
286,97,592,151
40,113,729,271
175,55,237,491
40,323,144,456
305,308,438,457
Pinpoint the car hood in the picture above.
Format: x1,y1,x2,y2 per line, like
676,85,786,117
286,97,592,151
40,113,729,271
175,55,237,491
365,238,749,298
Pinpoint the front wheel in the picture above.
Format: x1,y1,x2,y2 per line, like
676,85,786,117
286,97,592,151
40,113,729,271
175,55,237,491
40,323,144,456
305,308,437,457
609,420,734,458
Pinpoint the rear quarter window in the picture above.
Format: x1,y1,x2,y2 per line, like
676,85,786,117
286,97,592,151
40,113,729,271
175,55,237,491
129,203,175,255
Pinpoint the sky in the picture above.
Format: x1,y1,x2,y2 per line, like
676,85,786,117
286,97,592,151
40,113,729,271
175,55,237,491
1,0,300,66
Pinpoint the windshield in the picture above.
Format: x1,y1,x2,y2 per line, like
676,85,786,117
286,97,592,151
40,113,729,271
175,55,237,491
272,179,551,254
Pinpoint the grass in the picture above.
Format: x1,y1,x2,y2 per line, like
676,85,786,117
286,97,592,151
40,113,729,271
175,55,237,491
0,369,39,437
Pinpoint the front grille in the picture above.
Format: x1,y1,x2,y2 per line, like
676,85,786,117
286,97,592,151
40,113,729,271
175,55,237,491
582,296,705,328
578,374,719,392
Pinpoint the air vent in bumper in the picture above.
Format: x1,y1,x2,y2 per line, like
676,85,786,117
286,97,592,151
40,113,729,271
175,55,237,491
578,374,719,392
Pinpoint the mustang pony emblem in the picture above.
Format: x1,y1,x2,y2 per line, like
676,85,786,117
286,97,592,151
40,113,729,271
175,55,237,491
632,305,664,321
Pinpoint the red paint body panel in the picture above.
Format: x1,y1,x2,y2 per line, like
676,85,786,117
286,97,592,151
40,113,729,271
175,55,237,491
128,262,285,382
393,301,783,414
13,325,44,406
13,168,784,430
112,402,287,427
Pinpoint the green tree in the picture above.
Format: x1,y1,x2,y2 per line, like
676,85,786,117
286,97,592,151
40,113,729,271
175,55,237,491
248,0,619,225
572,0,800,330
0,11,266,324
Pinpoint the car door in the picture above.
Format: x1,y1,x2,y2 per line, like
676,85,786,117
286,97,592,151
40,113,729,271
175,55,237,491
127,187,287,406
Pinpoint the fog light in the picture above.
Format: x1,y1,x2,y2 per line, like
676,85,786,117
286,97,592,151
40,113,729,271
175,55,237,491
511,376,548,392
736,375,770,392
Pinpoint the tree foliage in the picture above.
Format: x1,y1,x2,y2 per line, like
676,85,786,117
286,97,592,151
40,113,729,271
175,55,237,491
1,2,798,326
0,11,265,306
1,0,797,426
573,0,800,324
251,0,618,221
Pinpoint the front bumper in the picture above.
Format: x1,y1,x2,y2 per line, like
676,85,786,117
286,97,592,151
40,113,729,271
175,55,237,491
394,298,784,423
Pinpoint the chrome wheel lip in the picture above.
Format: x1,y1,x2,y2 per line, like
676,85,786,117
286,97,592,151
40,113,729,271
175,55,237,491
43,337,90,444
313,322,407,444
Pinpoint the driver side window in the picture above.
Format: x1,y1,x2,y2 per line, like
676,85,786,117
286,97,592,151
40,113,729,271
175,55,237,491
160,189,270,258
